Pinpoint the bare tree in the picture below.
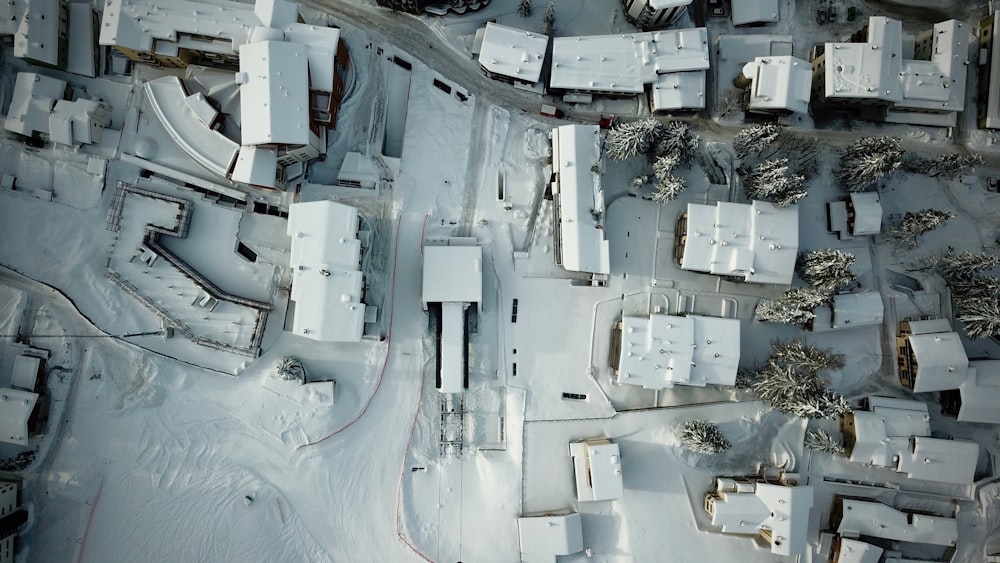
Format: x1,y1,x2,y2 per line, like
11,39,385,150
797,249,857,293
837,136,903,192
804,429,846,455
651,174,686,202
886,209,953,250
679,420,732,454
542,2,555,34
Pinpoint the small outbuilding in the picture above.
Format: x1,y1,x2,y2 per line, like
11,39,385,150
569,438,623,502
516,512,584,563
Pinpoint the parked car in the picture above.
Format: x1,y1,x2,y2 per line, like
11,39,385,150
828,5,838,22
817,7,827,24
847,6,857,22
540,104,563,118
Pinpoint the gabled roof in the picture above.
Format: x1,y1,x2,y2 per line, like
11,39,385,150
897,436,978,484
825,17,904,102
837,499,957,546
710,482,814,556
478,23,548,84
957,361,1000,424
650,70,705,111
848,192,882,235
15,0,61,67
835,538,883,563
744,56,812,113
100,0,260,53
907,329,968,393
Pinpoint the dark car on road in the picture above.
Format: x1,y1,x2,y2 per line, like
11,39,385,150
817,7,827,24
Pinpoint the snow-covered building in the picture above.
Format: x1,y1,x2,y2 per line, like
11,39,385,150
548,28,709,108
516,512,584,563
286,201,365,343
4,73,111,147
941,360,1000,424
0,0,68,69
738,56,811,114
0,388,38,447
812,17,970,127
337,152,381,190
0,479,28,563
549,125,610,276
650,71,706,112
704,477,814,557
569,438,623,502
831,538,883,563
977,11,1000,129
732,0,779,27
611,313,740,389
478,23,548,91
812,291,884,332
677,201,799,285
842,396,979,484
895,319,968,393
832,497,958,547
422,244,483,394
621,0,690,30
828,192,883,240
10,355,41,393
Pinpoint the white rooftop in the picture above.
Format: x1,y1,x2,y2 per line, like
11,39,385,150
0,388,37,446
4,72,65,138
825,17,904,102
238,40,311,146
478,23,548,84
957,361,1000,424
422,245,483,305
681,201,799,285
281,22,342,93
849,192,883,235
14,0,61,67
897,436,978,484
895,20,969,113
837,499,957,546
743,56,811,114
286,200,365,343
549,28,709,94
732,0,779,26
848,397,930,468
439,302,467,394
906,327,968,393
617,314,740,389
650,70,706,111
550,125,610,274
710,482,814,556
570,440,624,502
836,539,883,563
517,513,584,563
231,146,278,188
831,292,884,329
10,356,39,393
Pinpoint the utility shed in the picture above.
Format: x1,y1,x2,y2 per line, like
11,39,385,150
10,356,40,392
831,292,884,329
569,438,623,502
516,513,584,563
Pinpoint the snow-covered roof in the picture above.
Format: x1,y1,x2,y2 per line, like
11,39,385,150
231,146,278,188
549,28,709,94
570,440,623,502
957,361,1000,424
144,76,240,179
4,72,65,138
906,328,968,393
439,302,467,394
100,0,263,54
650,71,705,111
897,436,978,484
867,396,931,436
732,0,779,26
825,17,904,102
984,12,1000,129
836,538,883,563
238,40,311,146
709,482,814,556
66,3,96,77
286,200,365,343
837,499,957,546
743,56,811,114
550,125,610,275
49,99,112,146
848,397,929,468
10,356,39,393
14,0,61,67
517,513,584,563
0,388,38,446
616,314,739,389
255,0,298,28
831,292,884,329
281,23,342,93
478,23,548,84
422,245,483,304
681,201,799,285
895,20,969,113
849,192,882,235
907,318,952,335
337,152,380,188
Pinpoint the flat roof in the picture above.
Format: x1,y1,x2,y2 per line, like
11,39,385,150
0,388,38,446
549,28,709,94
438,302,466,394
286,200,365,342
551,125,610,274
849,192,883,235
10,356,39,392
745,56,811,114
281,23,342,93
957,361,1000,423
907,330,968,393
732,0,779,26
825,17,904,102
231,146,278,188
478,23,548,84
650,70,705,111
681,201,799,285
517,513,583,563
100,0,261,53
422,245,483,304
4,72,64,138
238,40,311,146
896,20,968,112
14,0,60,66
832,292,884,329
838,499,957,546
617,314,740,389
144,76,240,179
836,539,883,563
897,436,978,484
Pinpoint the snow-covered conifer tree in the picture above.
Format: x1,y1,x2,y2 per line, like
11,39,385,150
797,249,856,293
804,429,846,455
771,340,845,375
927,250,1000,279
886,209,953,250
749,361,851,419
605,119,662,161
274,356,306,382
955,298,1000,339
517,0,532,17
837,136,903,192
907,153,984,179
651,174,686,202
733,123,782,159
950,275,1000,301
742,158,806,207
679,420,731,454
655,121,698,166
755,288,831,325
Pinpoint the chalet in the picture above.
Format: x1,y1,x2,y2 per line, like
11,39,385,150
811,291,885,332
895,319,968,392
286,201,366,343
569,438,623,502
738,56,811,115
549,125,610,278
422,244,483,394
611,313,740,389
704,473,813,557
676,201,799,285
941,359,1000,424
828,192,883,240
621,0,691,30
830,497,957,548
516,512,584,563
478,23,548,91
